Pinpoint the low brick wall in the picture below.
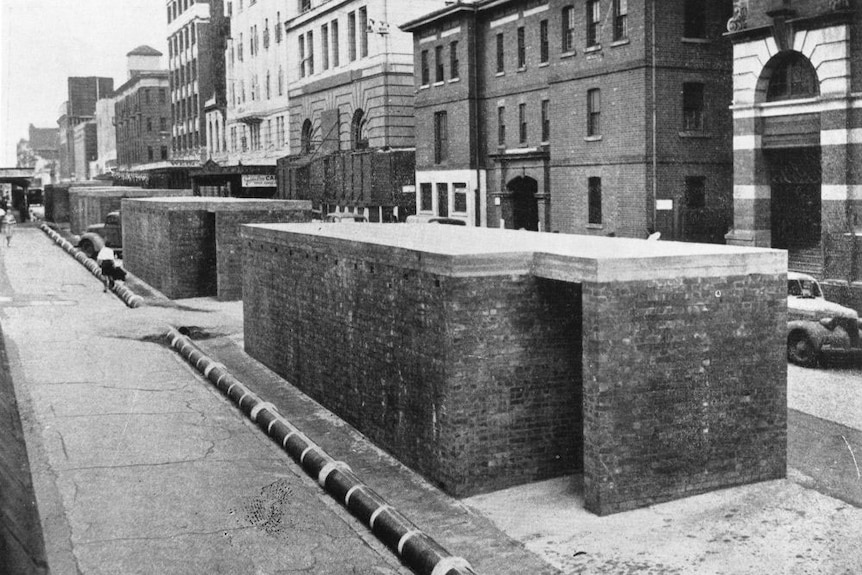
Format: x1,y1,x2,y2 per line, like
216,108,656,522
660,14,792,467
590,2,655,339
123,198,312,300
242,225,787,515
69,187,192,234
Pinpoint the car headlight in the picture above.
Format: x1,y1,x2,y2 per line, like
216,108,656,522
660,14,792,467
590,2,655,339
820,317,836,329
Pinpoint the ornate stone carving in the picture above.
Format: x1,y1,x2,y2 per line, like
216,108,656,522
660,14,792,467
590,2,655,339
727,0,748,32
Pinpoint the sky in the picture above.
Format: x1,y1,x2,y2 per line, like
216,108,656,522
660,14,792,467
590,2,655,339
0,0,169,166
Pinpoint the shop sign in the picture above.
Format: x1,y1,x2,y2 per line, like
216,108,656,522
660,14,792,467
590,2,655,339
242,174,276,188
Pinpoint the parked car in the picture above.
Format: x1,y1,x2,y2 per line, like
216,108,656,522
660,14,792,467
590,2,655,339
78,211,122,258
786,271,862,367
324,212,369,223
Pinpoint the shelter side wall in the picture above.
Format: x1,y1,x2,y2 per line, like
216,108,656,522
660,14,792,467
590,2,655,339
582,273,787,516
214,208,312,301
122,203,173,295
242,233,584,497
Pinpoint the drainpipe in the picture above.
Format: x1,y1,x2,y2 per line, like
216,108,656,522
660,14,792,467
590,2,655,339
471,10,484,226
650,0,658,236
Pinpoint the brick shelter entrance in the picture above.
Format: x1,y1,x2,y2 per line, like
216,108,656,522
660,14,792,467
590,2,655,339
242,224,786,515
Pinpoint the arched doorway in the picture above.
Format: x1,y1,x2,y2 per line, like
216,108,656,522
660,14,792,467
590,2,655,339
507,176,538,231
759,52,822,273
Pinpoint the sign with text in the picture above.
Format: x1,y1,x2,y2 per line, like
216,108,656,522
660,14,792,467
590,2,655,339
242,174,276,188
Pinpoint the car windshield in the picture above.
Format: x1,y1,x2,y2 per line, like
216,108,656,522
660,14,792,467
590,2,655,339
788,279,822,298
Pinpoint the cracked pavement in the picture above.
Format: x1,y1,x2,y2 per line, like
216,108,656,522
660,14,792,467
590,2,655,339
0,227,413,574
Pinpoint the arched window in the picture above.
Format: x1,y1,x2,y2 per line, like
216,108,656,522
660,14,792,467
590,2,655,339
766,52,818,101
301,119,313,154
351,108,368,150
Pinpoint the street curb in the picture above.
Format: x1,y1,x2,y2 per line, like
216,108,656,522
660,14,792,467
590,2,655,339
39,224,143,309
165,326,478,575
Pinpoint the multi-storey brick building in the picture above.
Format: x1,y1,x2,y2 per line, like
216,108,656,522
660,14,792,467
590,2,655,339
167,0,214,163
113,46,172,170
57,77,114,181
277,0,449,221
724,0,862,303
403,0,734,240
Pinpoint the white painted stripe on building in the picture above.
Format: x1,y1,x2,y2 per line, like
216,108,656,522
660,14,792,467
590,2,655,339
822,185,862,201
523,4,549,17
820,129,862,146
490,13,518,28
418,34,437,44
733,185,771,201
732,96,862,119
440,26,461,38
733,135,761,150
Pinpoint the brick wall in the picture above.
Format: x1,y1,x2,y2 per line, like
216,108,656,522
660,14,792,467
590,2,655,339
44,185,70,223
580,274,786,514
69,188,192,234
242,233,583,496
241,225,786,514
123,199,311,299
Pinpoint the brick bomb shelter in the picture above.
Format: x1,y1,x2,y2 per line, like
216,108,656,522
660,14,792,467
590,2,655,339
122,197,311,300
241,224,787,515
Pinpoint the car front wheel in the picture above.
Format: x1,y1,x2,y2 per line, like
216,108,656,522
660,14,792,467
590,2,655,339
788,331,819,368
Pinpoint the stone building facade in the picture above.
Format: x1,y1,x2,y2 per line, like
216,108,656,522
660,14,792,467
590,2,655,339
725,0,862,304
278,0,449,221
57,77,114,181
402,0,734,240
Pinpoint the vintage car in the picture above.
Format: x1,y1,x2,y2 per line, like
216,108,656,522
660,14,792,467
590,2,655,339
323,212,369,223
77,211,122,258
786,271,862,367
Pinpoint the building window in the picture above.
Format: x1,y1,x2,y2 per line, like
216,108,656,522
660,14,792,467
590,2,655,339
450,41,459,80
434,111,448,164
421,50,430,85
420,183,433,212
348,11,357,61
437,183,449,217
147,118,153,132
161,146,168,160
159,88,166,104
299,0,310,11
496,33,504,73
766,53,819,101
307,31,314,74
160,117,167,131
264,20,270,49
275,12,282,43
359,6,368,58
613,0,628,41
299,35,305,77
519,103,527,145
351,109,367,150
541,99,550,142
453,183,467,213
588,177,602,224
322,24,329,70
331,20,340,67
587,89,601,137
148,146,154,161
266,71,271,99
682,82,705,131
562,6,575,53
301,119,313,154
684,0,706,38
586,0,600,47
497,105,506,146
238,32,244,61
539,20,549,63
517,27,526,69
278,66,284,95
685,176,706,209
435,45,444,82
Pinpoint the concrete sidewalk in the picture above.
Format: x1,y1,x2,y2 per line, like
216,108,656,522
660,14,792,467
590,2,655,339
4,225,862,574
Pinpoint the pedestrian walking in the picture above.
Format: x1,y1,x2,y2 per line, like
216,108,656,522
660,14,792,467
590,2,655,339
2,211,16,246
